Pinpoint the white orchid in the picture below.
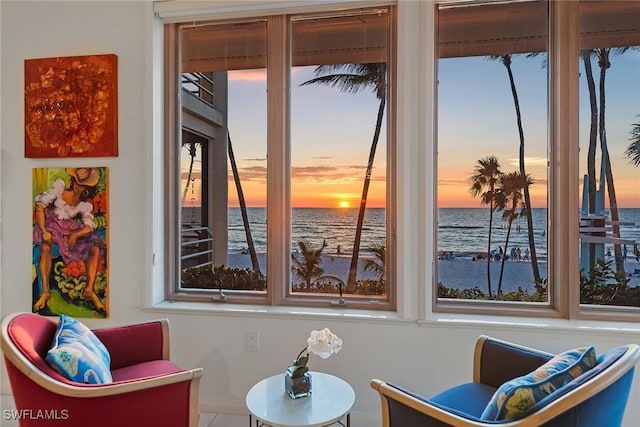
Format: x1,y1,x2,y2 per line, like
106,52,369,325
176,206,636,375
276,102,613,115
288,328,342,378
307,328,343,359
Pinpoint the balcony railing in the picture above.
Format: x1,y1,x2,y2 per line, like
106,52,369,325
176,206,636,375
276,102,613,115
181,72,215,108
181,225,214,270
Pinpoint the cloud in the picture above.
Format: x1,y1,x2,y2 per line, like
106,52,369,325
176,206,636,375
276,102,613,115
228,69,266,81
292,165,362,183
506,157,548,167
233,166,267,181
440,178,470,187
220,162,384,184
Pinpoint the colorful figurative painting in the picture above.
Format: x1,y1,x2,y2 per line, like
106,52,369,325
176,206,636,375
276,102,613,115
32,167,109,318
24,54,118,158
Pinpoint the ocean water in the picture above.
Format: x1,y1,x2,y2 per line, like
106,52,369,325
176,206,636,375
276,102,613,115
438,208,549,261
182,207,640,259
225,207,387,255
438,208,640,262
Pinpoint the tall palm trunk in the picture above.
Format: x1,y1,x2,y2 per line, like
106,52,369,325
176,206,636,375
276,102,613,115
582,50,599,270
582,51,599,214
497,208,515,298
486,199,495,299
228,133,260,272
503,56,541,283
182,142,197,205
597,49,624,274
346,97,385,290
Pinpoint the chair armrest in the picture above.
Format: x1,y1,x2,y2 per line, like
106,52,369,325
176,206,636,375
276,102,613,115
371,379,548,427
371,379,490,427
93,319,170,369
473,335,554,388
5,360,203,427
40,367,204,398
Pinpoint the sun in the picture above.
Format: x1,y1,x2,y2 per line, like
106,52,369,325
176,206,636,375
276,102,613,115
339,201,350,208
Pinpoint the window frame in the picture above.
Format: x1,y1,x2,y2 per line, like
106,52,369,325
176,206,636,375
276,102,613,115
432,0,640,323
157,0,639,323
163,5,398,311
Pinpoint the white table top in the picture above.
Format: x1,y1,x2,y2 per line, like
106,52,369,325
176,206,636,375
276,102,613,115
245,371,355,427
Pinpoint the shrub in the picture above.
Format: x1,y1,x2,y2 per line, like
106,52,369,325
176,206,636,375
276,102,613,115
181,265,266,291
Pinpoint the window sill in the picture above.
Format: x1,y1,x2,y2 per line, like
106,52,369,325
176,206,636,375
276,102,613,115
142,300,412,324
422,313,640,337
142,301,640,335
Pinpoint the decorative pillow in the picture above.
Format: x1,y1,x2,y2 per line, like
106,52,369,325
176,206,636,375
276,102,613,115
46,315,113,384
480,346,597,421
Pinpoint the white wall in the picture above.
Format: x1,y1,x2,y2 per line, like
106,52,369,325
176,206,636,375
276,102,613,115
1,2,639,426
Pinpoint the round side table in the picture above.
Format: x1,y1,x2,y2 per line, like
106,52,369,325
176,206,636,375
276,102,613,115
246,371,355,427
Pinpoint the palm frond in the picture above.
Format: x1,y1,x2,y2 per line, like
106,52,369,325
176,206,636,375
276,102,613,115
299,62,386,99
626,119,640,167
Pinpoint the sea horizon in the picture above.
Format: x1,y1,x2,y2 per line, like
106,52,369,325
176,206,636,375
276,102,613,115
182,207,640,262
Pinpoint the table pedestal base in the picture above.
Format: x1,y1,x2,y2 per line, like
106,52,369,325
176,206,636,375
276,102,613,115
249,414,350,427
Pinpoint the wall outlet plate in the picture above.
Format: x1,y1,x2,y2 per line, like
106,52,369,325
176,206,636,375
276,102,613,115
247,331,259,352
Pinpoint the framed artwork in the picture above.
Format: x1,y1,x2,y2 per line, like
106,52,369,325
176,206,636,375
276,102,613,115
32,167,109,318
24,54,118,158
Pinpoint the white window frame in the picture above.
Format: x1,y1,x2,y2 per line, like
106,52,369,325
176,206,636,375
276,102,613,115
161,2,398,311
152,0,638,323
431,0,640,323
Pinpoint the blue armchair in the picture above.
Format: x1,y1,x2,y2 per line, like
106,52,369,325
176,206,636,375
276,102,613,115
371,335,640,426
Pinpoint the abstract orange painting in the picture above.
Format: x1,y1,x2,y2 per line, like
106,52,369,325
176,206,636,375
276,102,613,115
24,54,118,158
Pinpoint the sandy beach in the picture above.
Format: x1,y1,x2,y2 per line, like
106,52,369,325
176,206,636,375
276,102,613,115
437,258,547,293
227,252,640,293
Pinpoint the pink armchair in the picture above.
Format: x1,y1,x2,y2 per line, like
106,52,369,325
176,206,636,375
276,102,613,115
1,312,203,427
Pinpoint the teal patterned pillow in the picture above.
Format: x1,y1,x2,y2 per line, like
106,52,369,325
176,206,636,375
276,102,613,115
46,315,113,384
480,346,597,421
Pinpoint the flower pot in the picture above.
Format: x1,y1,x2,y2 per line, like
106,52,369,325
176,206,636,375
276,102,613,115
285,370,312,399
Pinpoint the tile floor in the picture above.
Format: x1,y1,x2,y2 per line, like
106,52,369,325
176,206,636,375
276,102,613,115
1,394,361,427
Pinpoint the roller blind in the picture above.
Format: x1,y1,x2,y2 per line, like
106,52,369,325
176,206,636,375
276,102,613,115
179,1,640,72
180,8,388,73
438,0,640,59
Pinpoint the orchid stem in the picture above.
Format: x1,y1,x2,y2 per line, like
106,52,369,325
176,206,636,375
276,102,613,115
295,346,308,362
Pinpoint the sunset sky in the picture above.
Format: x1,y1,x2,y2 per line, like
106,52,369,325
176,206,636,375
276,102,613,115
182,50,638,209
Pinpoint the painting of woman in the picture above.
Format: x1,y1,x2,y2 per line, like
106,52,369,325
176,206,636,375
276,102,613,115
32,167,108,317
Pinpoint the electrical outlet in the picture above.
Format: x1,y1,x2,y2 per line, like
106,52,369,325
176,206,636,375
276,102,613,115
247,331,260,352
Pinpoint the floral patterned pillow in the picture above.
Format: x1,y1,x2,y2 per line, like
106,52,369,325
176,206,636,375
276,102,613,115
46,315,112,384
480,346,597,421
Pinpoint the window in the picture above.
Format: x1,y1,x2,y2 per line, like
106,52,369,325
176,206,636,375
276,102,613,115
434,0,640,321
578,0,640,312
160,0,638,321
164,6,396,309
436,0,550,310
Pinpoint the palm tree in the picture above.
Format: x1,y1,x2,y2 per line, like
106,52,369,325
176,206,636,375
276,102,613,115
625,118,640,166
581,49,599,270
489,54,541,284
469,155,502,299
300,63,387,291
595,48,625,274
291,240,327,291
362,243,385,284
495,172,532,297
182,141,200,205
228,132,260,272
581,50,599,216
